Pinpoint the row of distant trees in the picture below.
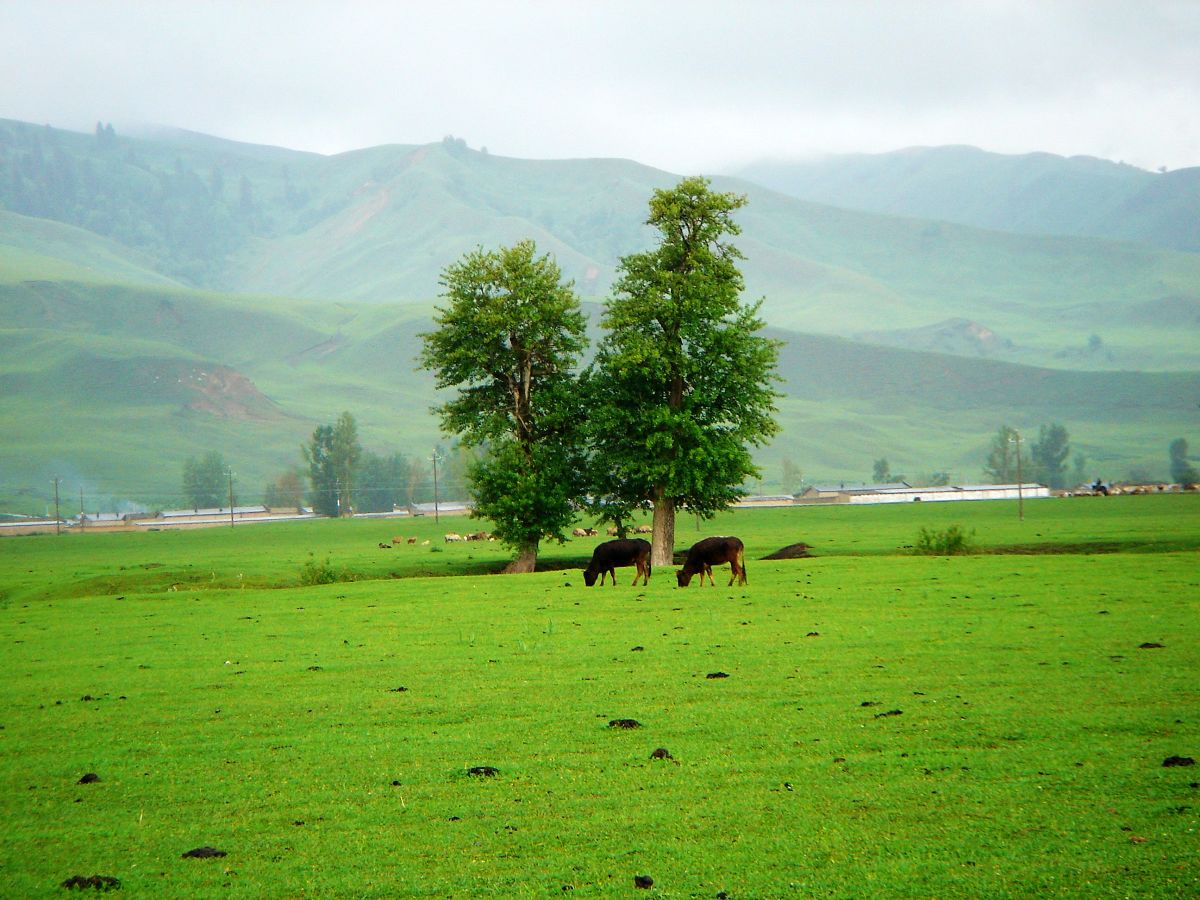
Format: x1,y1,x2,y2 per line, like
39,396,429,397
180,432,468,513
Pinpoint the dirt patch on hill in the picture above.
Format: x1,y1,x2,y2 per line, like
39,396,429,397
181,365,287,421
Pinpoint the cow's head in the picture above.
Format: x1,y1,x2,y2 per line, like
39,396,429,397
675,569,692,587
583,568,598,587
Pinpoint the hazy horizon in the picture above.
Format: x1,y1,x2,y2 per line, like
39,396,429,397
2,1,1197,173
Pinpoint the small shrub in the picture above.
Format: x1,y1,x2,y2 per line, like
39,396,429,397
913,524,975,555
299,553,341,586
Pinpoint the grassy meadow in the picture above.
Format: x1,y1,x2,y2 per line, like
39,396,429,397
1,496,1198,897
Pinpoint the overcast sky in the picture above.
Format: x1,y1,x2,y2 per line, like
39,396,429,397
2,0,1197,173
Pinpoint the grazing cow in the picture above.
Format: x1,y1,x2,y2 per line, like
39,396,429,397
584,527,598,537
407,537,417,544
572,528,589,537
444,532,463,543
583,539,652,587
635,524,652,534
677,536,747,587
391,536,404,545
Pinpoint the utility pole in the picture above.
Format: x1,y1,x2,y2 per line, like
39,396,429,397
227,468,235,528
1009,432,1025,521
79,486,85,532
430,449,444,524
52,477,61,535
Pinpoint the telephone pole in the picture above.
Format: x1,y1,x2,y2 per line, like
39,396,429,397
430,449,444,523
1009,432,1025,521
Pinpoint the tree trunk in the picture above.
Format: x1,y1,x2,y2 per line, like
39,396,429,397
503,543,539,574
651,492,675,568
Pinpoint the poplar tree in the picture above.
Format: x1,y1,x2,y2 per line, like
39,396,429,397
588,177,780,566
419,241,588,572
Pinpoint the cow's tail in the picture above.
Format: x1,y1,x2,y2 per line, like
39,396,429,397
737,546,747,585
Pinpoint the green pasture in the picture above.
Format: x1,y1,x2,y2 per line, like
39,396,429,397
1,497,1198,897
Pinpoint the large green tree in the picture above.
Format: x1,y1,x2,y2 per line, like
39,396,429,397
983,425,1027,484
1030,423,1070,489
331,411,362,515
302,412,363,516
182,450,229,509
588,177,780,566
419,241,588,572
302,424,338,516
356,450,412,513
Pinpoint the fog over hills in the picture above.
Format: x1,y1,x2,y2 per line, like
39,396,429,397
1,119,1197,508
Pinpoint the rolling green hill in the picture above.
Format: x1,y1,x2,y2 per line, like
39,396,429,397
2,120,1198,512
3,120,1199,371
1,275,1195,514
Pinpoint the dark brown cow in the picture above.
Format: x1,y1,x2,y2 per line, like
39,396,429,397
676,536,746,587
583,538,652,587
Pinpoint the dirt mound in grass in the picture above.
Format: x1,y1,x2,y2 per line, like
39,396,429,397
762,543,813,560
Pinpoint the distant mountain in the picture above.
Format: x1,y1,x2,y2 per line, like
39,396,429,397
735,145,1200,252
3,119,1198,373
2,120,1199,508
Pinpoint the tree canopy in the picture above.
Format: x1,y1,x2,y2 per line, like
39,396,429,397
587,176,780,565
182,450,229,509
419,240,588,572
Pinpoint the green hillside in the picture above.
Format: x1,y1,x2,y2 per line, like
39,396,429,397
1,276,1195,514
3,121,1198,371
736,145,1200,252
2,121,1199,512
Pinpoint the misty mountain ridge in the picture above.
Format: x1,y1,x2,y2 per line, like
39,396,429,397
3,117,1198,373
1,118,1198,506
735,144,1200,253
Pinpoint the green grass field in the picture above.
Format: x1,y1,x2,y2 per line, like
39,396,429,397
1,497,1198,897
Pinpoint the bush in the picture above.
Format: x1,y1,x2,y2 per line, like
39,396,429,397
299,553,341,586
913,524,975,555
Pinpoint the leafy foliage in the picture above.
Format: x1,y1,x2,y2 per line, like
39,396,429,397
983,425,1027,484
1030,423,1070,489
419,241,588,570
298,552,343,586
302,424,338,516
355,450,413,513
589,177,780,562
182,450,229,508
913,524,975,555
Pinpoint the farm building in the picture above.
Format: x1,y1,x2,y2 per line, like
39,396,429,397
797,483,1049,505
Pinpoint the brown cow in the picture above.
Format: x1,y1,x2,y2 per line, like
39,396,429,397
676,536,746,587
583,539,652,587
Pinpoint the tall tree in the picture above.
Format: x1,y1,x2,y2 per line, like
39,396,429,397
263,468,306,509
302,424,338,516
1169,438,1198,484
983,425,1027,483
356,450,411,514
588,177,780,566
1030,423,1070,488
419,241,588,572
780,457,803,496
331,411,362,515
182,450,228,509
